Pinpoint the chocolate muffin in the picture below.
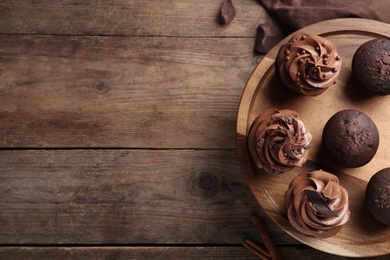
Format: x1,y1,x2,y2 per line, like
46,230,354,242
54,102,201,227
322,109,379,168
366,168,390,225
352,39,390,95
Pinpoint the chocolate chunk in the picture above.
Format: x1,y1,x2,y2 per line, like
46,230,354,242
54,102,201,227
304,190,338,217
220,0,236,25
254,23,284,54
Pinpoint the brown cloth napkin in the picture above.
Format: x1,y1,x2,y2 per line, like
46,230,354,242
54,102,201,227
259,0,390,30
255,0,390,53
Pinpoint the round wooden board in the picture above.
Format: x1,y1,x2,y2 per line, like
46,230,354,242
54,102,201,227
236,18,390,257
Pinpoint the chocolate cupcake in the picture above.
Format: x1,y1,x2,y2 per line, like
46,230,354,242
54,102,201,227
352,39,390,95
285,170,350,238
248,108,312,174
276,33,341,96
322,109,379,168
366,168,390,225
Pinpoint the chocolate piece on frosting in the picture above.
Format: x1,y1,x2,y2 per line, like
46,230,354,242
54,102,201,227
276,33,341,96
248,108,312,174
304,190,338,218
285,170,350,238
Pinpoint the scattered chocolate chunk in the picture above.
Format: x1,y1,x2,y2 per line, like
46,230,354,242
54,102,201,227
254,23,284,54
220,0,236,25
304,190,338,217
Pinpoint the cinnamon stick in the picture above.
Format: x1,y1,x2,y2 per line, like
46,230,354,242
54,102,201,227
251,215,283,260
243,239,271,260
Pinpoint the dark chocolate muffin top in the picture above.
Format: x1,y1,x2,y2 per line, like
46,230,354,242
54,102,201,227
322,109,379,168
352,39,390,95
366,168,390,225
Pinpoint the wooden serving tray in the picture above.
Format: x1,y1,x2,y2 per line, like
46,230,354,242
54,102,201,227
236,18,390,257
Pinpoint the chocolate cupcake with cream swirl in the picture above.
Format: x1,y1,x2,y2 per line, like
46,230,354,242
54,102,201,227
248,108,312,174
285,170,350,238
276,33,342,96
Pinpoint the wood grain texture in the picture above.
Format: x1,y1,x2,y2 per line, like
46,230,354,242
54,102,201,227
0,0,279,37
237,19,390,257
1,245,375,260
0,35,260,148
0,149,296,244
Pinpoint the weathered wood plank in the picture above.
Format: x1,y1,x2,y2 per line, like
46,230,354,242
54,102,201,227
0,35,260,148
0,0,278,37
0,246,362,260
0,149,295,244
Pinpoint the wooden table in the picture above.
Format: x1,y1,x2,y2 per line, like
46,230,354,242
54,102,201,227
0,1,388,259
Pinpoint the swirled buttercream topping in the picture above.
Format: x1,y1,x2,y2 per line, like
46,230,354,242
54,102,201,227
248,108,312,174
285,170,350,238
276,33,342,96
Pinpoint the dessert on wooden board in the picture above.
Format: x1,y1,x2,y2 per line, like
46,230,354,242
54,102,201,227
237,20,390,256
322,109,379,168
285,170,350,238
247,32,390,239
366,168,390,225
352,39,390,96
276,33,341,96
247,108,312,175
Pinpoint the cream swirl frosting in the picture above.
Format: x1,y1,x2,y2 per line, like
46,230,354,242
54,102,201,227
276,33,342,96
248,108,312,174
285,170,350,238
